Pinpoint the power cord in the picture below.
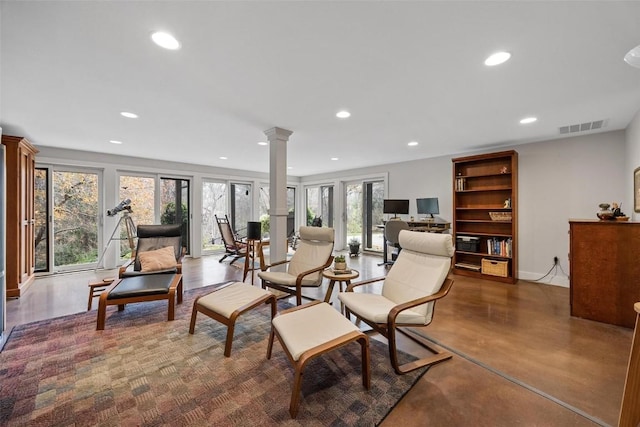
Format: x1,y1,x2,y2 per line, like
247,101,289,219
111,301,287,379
532,257,567,282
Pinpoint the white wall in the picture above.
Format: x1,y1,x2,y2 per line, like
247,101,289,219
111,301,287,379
304,129,628,287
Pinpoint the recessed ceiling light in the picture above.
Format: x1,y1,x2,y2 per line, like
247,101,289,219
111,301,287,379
109,140,123,145
331,157,339,161
408,141,419,146
151,31,181,50
624,44,640,69
520,117,538,124
287,166,293,170
219,156,228,160
336,111,351,119
258,141,268,146
120,112,138,119
484,51,511,66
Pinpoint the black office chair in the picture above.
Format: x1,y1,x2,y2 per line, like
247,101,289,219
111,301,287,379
378,220,409,266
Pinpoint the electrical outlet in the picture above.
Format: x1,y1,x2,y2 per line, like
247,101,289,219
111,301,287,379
553,256,559,265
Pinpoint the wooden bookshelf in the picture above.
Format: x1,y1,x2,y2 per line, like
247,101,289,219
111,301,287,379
452,150,518,284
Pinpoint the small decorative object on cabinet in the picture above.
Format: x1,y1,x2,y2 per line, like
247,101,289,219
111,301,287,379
597,203,615,220
451,150,518,284
1,135,38,297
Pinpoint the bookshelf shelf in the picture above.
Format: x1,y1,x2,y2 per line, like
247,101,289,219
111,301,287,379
452,150,518,284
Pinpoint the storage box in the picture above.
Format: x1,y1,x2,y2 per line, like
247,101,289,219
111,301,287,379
481,258,509,277
456,236,480,252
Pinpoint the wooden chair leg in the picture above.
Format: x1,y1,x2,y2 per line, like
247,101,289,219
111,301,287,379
224,321,236,357
189,297,201,334
359,335,371,389
266,329,275,359
167,289,176,321
289,365,304,418
389,327,452,374
97,295,107,330
177,278,183,304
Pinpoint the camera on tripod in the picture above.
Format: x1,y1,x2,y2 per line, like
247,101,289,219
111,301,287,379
107,199,132,216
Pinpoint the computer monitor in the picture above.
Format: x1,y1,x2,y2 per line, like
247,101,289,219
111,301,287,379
383,199,409,218
417,197,439,219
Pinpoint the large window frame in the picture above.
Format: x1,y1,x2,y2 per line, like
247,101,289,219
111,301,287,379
35,164,104,273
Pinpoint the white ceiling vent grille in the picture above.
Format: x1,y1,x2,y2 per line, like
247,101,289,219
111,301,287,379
559,120,605,135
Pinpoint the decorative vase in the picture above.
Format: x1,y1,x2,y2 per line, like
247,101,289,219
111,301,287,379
334,261,347,271
596,203,615,220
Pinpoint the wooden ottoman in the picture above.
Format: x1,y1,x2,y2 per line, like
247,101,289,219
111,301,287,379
96,273,183,330
267,301,370,418
189,282,277,357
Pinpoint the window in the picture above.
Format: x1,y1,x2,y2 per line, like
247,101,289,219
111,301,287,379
34,168,49,272
230,182,251,236
259,185,296,238
202,180,227,252
119,175,155,260
161,177,190,254
53,170,100,268
345,180,384,252
305,185,333,227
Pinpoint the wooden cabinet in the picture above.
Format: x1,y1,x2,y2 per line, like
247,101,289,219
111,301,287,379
569,220,640,328
451,150,518,284
1,135,38,298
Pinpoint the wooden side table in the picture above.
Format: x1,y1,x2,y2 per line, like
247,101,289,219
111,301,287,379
619,302,640,427
322,269,359,313
87,278,115,310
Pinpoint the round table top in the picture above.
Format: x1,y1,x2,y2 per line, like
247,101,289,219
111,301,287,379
323,269,359,281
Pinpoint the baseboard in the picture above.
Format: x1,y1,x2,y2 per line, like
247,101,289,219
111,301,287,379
518,270,569,288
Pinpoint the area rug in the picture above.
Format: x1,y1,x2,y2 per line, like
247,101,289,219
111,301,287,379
0,283,427,426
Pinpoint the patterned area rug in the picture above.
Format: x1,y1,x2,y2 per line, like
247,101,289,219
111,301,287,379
0,283,427,426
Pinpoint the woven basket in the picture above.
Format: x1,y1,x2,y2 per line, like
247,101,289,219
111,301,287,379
489,212,512,221
481,259,508,277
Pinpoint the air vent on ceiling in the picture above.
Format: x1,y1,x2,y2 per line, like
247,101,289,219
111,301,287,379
559,120,606,135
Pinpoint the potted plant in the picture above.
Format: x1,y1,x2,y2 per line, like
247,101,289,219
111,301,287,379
334,254,347,271
348,238,360,256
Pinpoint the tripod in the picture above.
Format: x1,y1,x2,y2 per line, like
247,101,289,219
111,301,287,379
96,210,136,270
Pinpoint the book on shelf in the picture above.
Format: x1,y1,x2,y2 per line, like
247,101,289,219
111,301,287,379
455,177,466,191
486,237,512,257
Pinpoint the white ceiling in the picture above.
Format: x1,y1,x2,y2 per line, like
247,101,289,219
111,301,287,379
1,1,640,176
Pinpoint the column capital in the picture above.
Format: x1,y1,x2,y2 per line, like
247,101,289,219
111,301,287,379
264,127,293,142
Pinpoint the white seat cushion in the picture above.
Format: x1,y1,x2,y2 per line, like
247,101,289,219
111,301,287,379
272,302,359,361
197,282,273,318
337,292,426,324
258,271,321,287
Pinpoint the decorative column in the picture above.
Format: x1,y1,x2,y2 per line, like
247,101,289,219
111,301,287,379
264,127,293,269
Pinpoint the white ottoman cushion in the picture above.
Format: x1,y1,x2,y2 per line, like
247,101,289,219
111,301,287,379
198,282,273,318
273,302,359,361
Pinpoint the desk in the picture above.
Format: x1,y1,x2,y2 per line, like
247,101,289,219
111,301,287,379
407,219,451,232
379,220,451,265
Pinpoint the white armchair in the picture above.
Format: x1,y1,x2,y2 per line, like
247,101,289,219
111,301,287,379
258,226,335,305
338,230,455,374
